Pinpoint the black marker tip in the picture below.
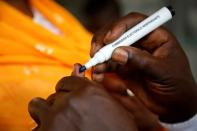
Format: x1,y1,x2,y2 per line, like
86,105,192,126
79,66,86,73
167,6,175,16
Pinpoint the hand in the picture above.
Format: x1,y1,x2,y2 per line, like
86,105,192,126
90,12,197,123
72,64,164,131
28,64,164,131
28,77,138,131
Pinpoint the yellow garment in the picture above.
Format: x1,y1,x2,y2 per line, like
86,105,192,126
0,0,92,130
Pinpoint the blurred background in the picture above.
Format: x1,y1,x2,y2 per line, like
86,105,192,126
56,0,197,80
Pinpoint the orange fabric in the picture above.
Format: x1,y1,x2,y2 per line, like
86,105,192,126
0,0,92,130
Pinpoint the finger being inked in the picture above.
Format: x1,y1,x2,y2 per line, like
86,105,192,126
71,63,85,77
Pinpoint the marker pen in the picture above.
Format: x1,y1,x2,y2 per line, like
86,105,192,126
80,6,175,72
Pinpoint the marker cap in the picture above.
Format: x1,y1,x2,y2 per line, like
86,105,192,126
167,6,175,16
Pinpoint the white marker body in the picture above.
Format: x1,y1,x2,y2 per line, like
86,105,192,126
85,7,173,69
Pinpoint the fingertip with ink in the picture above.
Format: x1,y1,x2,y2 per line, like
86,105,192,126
79,66,86,73
71,63,85,77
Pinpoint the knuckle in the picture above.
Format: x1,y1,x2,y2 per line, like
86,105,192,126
110,21,125,31
92,29,108,44
46,93,56,105
29,97,42,108
28,97,49,115
109,23,127,38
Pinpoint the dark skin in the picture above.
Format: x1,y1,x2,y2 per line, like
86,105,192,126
28,64,164,131
29,76,138,131
72,64,164,131
90,12,197,123
28,10,197,130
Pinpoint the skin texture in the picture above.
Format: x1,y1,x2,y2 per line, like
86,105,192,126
90,12,197,123
28,64,164,131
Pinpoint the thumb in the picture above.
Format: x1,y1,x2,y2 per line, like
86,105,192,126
112,46,162,79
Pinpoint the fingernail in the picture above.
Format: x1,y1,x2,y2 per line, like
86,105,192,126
112,48,128,65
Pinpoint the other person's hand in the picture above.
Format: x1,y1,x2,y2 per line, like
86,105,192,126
28,76,138,131
28,64,164,131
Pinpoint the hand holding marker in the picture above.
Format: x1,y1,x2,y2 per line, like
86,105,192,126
80,6,175,72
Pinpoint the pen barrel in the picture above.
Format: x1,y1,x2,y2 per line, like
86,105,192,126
111,7,173,49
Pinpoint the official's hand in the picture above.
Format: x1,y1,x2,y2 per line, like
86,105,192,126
90,12,197,123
